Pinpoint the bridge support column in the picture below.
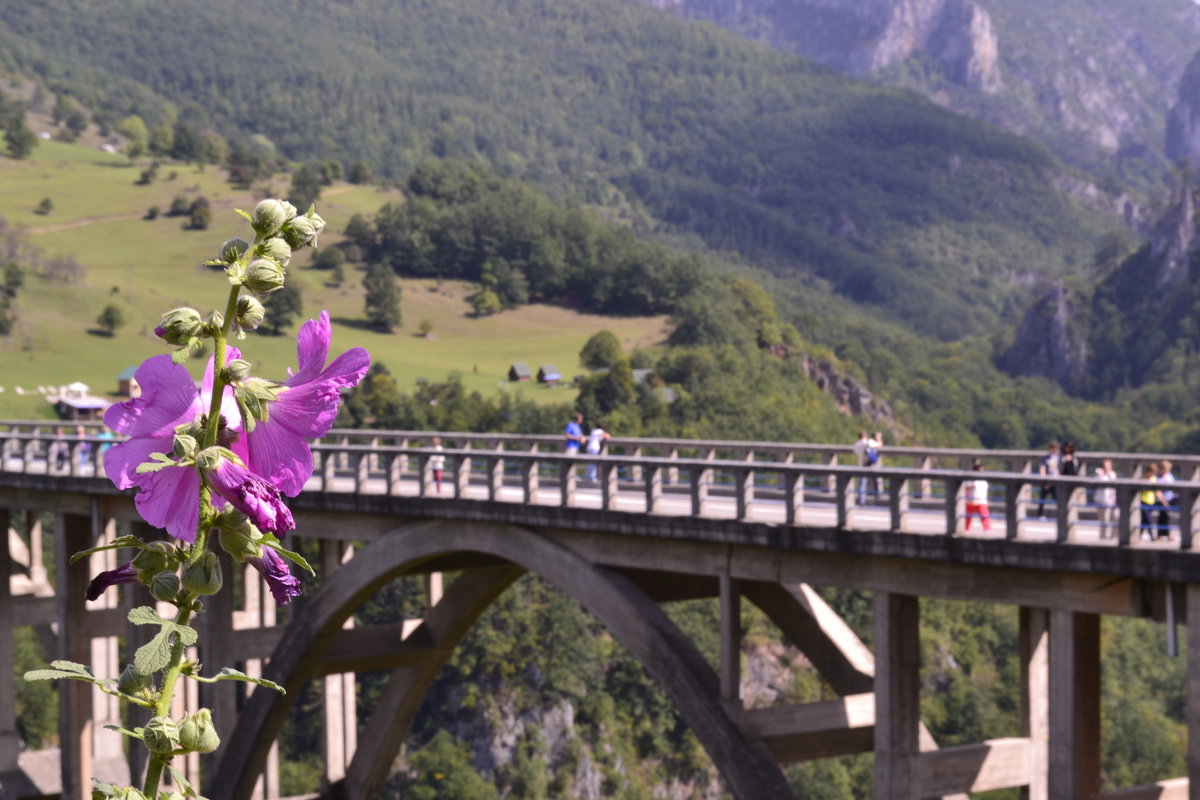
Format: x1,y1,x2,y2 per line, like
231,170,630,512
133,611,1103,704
58,513,94,800
1188,585,1200,798
321,541,358,784
0,509,18,772
1048,610,1100,799
719,575,740,707
90,516,127,783
200,550,237,791
874,592,920,800
1020,608,1049,800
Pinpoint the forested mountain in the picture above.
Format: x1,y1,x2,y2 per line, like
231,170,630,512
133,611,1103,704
646,0,1200,188
0,0,1123,339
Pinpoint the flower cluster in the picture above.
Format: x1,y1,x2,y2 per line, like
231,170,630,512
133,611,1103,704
26,199,369,800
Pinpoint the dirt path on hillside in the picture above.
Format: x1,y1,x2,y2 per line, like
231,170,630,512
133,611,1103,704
27,185,354,235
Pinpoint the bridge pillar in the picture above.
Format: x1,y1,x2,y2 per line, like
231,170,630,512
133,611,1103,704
90,515,127,783
1019,608,1049,800
1188,585,1200,799
874,592,920,800
719,575,740,707
0,509,19,772
321,541,358,784
58,512,94,800
1048,610,1100,799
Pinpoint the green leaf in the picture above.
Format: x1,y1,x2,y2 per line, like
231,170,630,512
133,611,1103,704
133,628,174,676
234,208,253,223
135,459,178,475
128,605,165,626
257,533,314,575
69,535,145,564
103,724,144,740
169,765,196,795
24,660,102,684
187,666,285,694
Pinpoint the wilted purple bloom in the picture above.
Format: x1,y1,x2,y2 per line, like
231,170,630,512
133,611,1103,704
247,546,302,605
103,353,240,541
86,561,137,602
205,456,295,536
232,311,369,497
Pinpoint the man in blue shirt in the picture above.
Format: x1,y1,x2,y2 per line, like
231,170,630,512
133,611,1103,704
564,413,584,453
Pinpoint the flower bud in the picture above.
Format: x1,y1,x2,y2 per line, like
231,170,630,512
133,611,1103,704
282,216,317,249
219,237,250,265
203,310,225,335
155,307,203,345
172,433,198,460
251,199,287,236
149,570,181,603
178,708,220,754
257,237,292,268
219,521,263,563
244,258,286,295
117,663,151,695
236,294,266,332
194,446,223,472
142,716,180,755
132,541,175,576
182,551,222,595
226,358,253,382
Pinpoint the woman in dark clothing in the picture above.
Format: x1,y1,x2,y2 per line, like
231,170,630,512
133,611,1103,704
1059,441,1079,478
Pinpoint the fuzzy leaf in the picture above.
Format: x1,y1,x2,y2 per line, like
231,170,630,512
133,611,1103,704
103,724,145,740
133,628,174,676
186,666,284,694
68,535,145,564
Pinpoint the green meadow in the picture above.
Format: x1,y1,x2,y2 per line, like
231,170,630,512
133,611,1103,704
0,143,667,419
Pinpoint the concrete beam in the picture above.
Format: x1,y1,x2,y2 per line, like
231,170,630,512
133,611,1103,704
1021,608,1049,800
1100,778,1188,799
917,737,1033,796
737,693,874,762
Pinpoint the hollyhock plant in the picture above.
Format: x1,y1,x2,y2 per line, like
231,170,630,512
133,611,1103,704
25,199,356,800
247,546,303,606
232,311,369,497
85,561,137,601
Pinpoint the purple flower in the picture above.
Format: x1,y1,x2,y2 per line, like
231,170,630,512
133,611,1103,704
247,546,302,605
103,353,240,541
205,456,295,536
232,311,369,497
86,561,137,602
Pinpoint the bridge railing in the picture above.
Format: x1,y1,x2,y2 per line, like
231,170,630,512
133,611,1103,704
3,426,1198,550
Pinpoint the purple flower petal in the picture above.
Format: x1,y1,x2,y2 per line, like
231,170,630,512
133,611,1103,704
86,561,137,602
103,355,202,438
230,415,315,498
104,436,166,491
289,312,333,386
134,465,202,542
247,546,302,606
206,458,294,536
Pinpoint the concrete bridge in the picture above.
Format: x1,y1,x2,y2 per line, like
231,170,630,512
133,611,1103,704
1,420,1199,799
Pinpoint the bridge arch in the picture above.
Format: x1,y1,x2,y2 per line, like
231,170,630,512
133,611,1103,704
210,520,793,800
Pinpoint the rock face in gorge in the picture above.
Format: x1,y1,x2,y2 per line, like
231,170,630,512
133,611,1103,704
1167,51,1200,166
1001,282,1088,394
645,0,1200,181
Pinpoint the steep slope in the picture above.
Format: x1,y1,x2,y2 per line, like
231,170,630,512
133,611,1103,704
1167,50,1200,166
647,0,1200,185
0,0,1116,339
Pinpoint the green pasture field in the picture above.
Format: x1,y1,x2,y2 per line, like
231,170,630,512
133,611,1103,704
0,144,668,420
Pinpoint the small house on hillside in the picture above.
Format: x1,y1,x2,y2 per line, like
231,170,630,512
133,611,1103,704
117,365,141,398
508,363,532,382
632,368,654,385
48,382,110,421
537,365,561,386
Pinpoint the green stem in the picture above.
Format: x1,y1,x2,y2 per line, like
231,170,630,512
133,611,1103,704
144,753,167,797
140,596,197,796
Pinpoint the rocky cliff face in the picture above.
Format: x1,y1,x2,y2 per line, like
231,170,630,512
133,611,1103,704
1001,282,1088,394
644,0,1200,180
1167,50,1200,165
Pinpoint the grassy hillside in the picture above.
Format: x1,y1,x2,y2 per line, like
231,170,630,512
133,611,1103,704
0,144,666,419
0,0,1118,339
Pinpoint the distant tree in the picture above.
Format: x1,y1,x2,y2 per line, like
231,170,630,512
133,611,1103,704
198,130,229,165
187,197,211,230
144,205,160,220
148,124,174,156
343,213,374,256
120,115,149,159
328,262,345,288
347,160,372,185
471,288,502,317
288,164,322,211
261,283,303,335
312,247,346,271
136,161,160,185
62,108,88,141
96,303,125,336
34,197,53,216
167,194,190,217
4,263,23,299
364,263,401,332
171,121,202,162
0,263,22,335
319,159,343,184
418,319,433,337
4,114,37,159
580,330,623,370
